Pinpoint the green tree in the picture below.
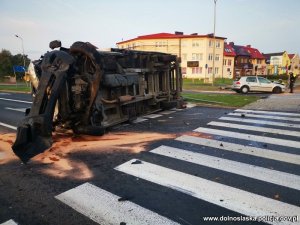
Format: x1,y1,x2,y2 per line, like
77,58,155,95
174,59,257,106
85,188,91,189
0,49,31,79
0,49,13,78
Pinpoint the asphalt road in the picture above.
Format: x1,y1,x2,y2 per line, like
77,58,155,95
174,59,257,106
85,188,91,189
0,92,299,225
0,92,32,130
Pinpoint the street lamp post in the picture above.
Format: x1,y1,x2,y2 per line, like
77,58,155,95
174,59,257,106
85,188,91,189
212,0,217,86
15,34,25,68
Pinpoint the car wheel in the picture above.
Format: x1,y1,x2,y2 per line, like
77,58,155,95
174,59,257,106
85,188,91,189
272,87,282,94
240,86,249,94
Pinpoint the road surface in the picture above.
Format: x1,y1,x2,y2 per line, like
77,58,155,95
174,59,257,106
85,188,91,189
0,92,299,225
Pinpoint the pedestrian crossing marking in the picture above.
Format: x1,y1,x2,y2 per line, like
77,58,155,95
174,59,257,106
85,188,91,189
150,145,300,190
176,135,300,165
0,220,18,225
220,116,300,129
235,109,300,117
56,182,179,225
115,159,300,225
228,113,300,122
194,127,300,149
208,121,300,137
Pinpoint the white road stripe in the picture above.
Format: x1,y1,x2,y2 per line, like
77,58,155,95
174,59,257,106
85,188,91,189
0,220,18,225
132,117,148,123
143,114,162,119
115,159,300,225
228,112,300,122
208,121,300,137
5,107,26,113
220,116,300,129
194,127,300,149
176,135,300,165
0,122,17,130
151,145,300,190
235,109,300,117
160,110,176,115
56,182,178,225
0,97,32,104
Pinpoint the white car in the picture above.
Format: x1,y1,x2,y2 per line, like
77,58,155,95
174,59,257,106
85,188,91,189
232,76,286,94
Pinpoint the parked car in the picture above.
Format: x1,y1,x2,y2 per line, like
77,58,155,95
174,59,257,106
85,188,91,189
232,76,286,94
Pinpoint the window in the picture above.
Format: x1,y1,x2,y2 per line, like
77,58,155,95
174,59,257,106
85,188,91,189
246,77,257,83
208,54,213,61
181,67,187,74
215,67,219,74
257,59,262,64
228,59,232,66
216,41,221,48
192,53,203,60
155,41,167,47
258,77,271,84
209,40,214,47
192,67,202,74
223,59,227,65
208,67,213,74
215,54,220,61
192,41,200,47
182,41,188,47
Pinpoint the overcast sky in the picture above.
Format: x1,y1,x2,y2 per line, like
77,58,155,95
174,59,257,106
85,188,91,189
1,0,299,60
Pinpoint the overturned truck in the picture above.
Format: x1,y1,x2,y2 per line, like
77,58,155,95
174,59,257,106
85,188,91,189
12,41,183,162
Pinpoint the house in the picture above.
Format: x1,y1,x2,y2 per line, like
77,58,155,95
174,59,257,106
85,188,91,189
263,51,290,75
223,42,236,78
288,54,300,76
116,32,227,81
244,45,266,75
228,42,252,77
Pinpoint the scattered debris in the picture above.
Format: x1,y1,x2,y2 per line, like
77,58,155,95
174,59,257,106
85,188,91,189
220,143,224,147
241,114,246,118
131,160,142,165
118,196,133,202
49,157,59,161
274,194,280,200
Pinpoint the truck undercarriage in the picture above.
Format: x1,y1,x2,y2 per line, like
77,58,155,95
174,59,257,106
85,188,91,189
12,41,183,162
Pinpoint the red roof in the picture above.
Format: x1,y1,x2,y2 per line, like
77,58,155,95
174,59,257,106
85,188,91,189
117,32,226,44
244,45,265,59
224,43,236,57
288,54,295,59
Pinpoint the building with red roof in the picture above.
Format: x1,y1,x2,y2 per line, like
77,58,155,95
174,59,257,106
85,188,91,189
116,32,227,81
244,45,266,75
223,42,236,78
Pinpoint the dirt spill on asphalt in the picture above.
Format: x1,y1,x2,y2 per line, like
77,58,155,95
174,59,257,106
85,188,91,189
0,131,175,179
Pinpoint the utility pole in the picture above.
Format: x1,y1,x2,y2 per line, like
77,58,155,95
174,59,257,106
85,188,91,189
15,34,25,68
212,0,217,86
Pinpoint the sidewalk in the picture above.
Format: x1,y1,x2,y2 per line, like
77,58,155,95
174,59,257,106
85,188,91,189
243,86,300,112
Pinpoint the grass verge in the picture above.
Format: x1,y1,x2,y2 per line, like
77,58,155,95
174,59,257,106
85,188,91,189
0,84,31,92
182,78,233,91
182,92,260,107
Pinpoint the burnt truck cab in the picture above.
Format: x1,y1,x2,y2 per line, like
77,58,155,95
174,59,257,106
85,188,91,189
12,41,184,162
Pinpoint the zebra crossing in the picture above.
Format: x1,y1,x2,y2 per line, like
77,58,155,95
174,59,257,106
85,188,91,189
55,108,300,225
